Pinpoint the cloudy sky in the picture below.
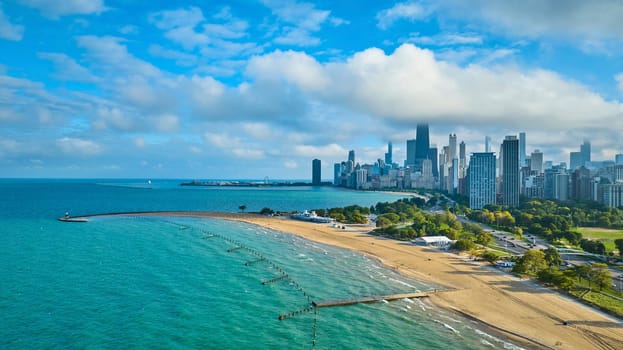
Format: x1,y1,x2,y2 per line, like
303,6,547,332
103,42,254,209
1,0,623,179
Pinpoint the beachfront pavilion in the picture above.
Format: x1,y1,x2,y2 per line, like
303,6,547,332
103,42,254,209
412,236,453,248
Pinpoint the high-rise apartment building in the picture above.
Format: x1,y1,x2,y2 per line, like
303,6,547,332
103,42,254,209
405,139,416,168
333,163,342,185
468,152,497,209
571,166,592,201
570,151,582,170
312,159,321,185
459,141,466,178
448,134,457,161
348,150,355,164
428,146,438,178
581,140,591,165
485,136,491,153
519,132,526,167
531,150,543,174
501,136,520,207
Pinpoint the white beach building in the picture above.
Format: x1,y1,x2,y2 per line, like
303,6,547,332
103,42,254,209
412,236,453,248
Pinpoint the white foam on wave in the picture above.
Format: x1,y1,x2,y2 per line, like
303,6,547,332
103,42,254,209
480,339,495,347
474,329,525,350
438,313,462,324
414,298,430,311
434,319,460,335
388,277,419,290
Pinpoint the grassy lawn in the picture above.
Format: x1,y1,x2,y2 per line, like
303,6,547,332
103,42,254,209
577,227,623,253
568,288,623,318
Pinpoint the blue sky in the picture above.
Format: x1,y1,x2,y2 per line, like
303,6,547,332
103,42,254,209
1,0,623,179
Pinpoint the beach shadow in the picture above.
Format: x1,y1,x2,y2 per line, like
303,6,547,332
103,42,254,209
445,270,498,276
564,320,623,328
486,280,553,294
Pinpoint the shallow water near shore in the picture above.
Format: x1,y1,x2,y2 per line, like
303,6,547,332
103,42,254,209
0,179,524,349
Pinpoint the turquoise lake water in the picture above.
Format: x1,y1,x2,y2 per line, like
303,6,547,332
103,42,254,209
0,179,523,349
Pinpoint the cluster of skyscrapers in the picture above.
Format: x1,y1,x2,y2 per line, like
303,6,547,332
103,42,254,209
326,124,623,210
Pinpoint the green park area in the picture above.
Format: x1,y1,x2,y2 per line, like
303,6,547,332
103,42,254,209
577,227,623,254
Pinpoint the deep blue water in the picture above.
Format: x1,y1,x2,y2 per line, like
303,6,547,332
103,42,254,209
0,179,522,349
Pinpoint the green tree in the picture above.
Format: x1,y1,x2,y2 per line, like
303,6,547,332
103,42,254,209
543,247,562,267
259,207,274,215
475,231,493,246
574,265,592,286
376,216,392,229
238,205,247,212
480,251,499,264
615,238,623,258
452,238,475,251
513,250,547,275
588,263,612,291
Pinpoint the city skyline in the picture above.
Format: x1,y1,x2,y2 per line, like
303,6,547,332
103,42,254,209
2,1,623,179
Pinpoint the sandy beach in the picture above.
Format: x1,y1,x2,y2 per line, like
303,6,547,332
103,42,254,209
90,211,623,349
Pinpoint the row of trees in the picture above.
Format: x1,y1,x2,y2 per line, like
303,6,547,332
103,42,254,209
467,199,623,257
511,248,612,291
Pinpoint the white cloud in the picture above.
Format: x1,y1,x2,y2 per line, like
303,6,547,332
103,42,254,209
247,50,328,90
56,137,102,156
76,35,161,77
149,6,204,30
204,20,248,39
19,0,107,19
154,114,179,132
149,7,209,50
284,160,298,168
163,26,210,50
38,52,98,82
204,131,265,159
0,138,20,157
376,1,429,30
0,5,24,41
231,148,264,159
148,45,197,66
261,0,330,31
261,0,340,47
119,25,138,35
439,0,623,40
273,27,321,46
134,137,145,148
241,122,275,140
245,44,623,131
93,107,133,131
404,32,483,46
292,143,347,158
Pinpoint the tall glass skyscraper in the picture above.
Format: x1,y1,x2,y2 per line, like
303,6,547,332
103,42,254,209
312,159,321,185
414,123,430,172
469,152,496,209
502,136,520,207
519,132,526,167
384,142,393,166
580,140,591,165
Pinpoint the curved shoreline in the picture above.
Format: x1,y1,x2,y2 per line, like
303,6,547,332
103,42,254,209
64,211,623,350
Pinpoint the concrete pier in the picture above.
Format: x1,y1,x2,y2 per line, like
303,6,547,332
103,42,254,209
311,291,433,308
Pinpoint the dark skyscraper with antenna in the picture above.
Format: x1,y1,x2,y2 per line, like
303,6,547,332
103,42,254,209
414,123,430,172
